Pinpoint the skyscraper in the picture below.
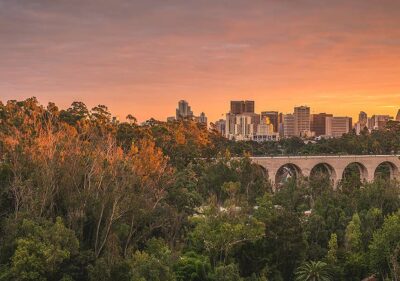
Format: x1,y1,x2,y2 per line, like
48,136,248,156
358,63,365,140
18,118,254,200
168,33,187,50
311,113,333,136
225,114,258,141
261,111,279,132
214,119,226,136
244,101,255,113
230,100,255,114
254,116,280,142
370,115,393,130
325,116,352,138
283,114,296,138
226,100,259,140
195,112,208,125
176,100,193,120
396,109,400,122
294,106,311,137
359,111,368,127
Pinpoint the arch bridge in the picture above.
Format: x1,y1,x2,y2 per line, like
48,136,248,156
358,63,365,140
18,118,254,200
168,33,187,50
251,155,400,189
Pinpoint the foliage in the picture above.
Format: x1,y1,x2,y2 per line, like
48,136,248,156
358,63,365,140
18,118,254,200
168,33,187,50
295,261,332,281
1,98,400,281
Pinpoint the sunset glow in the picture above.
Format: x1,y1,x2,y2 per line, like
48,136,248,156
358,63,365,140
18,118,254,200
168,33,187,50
1,0,400,121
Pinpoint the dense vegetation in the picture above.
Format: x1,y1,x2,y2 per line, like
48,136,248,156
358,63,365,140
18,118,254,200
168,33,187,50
0,97,399,281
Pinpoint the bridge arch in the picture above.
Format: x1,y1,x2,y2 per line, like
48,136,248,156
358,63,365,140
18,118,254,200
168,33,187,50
374,161,400,180
252,163,269,180
310,162,337,184
275,163,302,187
342,162,369,182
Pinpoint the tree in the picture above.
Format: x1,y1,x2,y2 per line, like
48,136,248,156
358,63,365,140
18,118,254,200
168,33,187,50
130,249,174,281
9,218,79,281
263,209,307,280
188,206,264,266
369,212,400,280
345,213,362,253
174,252,213,281
326,233,338,265
295,261,331,281
344,213,368,280
213,263,243,281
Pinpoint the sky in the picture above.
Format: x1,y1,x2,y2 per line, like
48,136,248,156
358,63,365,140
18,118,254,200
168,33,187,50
1,0,400,122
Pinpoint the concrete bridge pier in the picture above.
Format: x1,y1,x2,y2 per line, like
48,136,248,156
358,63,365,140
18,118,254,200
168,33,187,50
333,168,344,190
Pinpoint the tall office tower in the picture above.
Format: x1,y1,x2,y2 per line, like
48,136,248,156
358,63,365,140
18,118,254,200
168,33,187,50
325,117,352,138
359,111,368,127
230,100,255,114
261,111,279,132
230,101,243,114
370,115,393,130
225,113,237,138
197,112,208,124
254,117,280,142
278,112,285,136
294,106,311,137
214,119,226,136
348,117,353,132
244,100,255,113
396,109,400,121
311,113,333,136
176,100,194,120
233,114,256,141
367,117,374,130
225,112,260,140
283,114,296,138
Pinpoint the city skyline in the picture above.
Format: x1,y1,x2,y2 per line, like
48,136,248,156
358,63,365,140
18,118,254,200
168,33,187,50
1,0,400,122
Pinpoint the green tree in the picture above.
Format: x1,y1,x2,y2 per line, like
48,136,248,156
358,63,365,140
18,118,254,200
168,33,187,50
344,213,368,280
263,210,307,280
295,261,331,281
369,212,400,279
213,263,243,281
345,213,362,253
130,251,175,281
10,218,79,281
174,252,213,281
326,233,338,265
188,206,264,266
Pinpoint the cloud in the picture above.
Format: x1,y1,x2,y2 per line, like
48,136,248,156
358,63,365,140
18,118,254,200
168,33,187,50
1,0,400,121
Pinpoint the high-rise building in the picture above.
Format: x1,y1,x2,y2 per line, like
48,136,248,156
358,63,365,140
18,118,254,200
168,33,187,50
254,116,280,142
370,115,393,130
244,101,255,113
195,112,207,125
261,111,279,132
278,113,285,137
225,113,236,138
226,101,258,140
230,101,243,115
396,109,400,122
325,117,352,138
214,119,226,136
311,113,333,136
283,114,296,138
354,111,368,135
294,106,311,137
226,113,259,141
176,100,193,120
359,111,368,127
230,100,255,114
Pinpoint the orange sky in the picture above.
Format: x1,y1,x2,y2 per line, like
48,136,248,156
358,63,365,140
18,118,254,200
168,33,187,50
1,0,400,122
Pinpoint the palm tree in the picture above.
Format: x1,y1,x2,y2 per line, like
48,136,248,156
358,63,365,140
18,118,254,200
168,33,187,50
295,261,332,281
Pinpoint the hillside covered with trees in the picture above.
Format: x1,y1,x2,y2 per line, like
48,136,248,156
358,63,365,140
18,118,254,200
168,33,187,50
0,98,399,281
